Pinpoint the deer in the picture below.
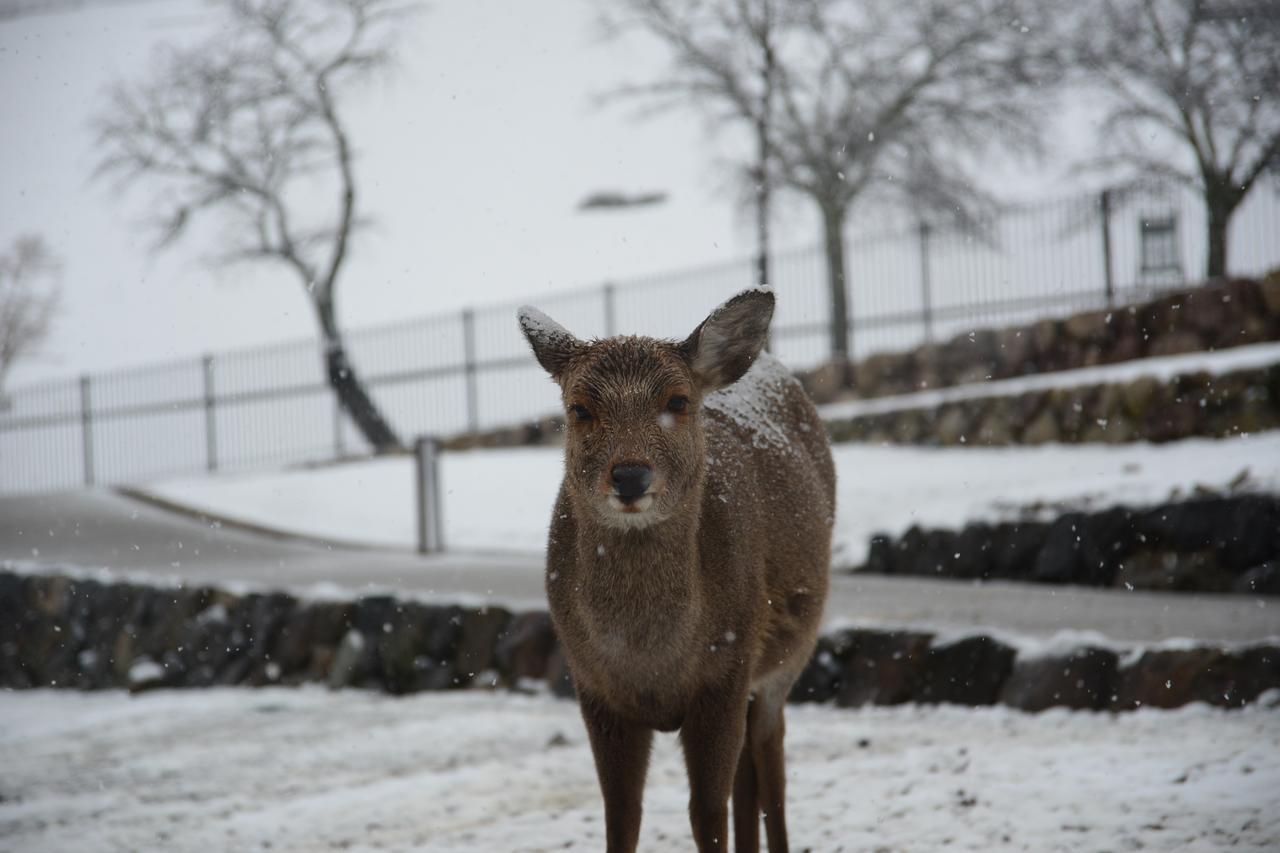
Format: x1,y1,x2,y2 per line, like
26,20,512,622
517,287,835,853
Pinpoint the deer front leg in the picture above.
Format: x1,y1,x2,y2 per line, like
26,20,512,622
579,694,653,853
681,688,750,853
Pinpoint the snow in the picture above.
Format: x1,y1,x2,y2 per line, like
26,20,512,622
820,340,1280,421
704,352,798,451
140,432,1280,568
0,687,1276,852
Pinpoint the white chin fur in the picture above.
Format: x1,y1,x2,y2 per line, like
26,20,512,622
605,494,658,528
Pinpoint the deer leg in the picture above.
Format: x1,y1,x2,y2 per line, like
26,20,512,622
580,694,653,853
681,689,750,853
751,689,790,853
732,698,760,853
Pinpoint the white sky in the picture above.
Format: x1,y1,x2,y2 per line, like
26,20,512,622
0,0,1102,386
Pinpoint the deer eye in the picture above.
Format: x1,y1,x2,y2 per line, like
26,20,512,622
569,404,592,422
665,395,689,414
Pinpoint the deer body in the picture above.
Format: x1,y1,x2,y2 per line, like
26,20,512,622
520,290,834,852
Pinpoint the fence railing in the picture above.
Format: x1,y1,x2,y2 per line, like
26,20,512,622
1,180,1277,495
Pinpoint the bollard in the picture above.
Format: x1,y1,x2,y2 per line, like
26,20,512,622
415,436,444,554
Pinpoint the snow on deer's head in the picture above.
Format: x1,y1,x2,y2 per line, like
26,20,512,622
518,288,774,530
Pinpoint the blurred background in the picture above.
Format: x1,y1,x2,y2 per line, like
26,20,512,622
2,3,1279,847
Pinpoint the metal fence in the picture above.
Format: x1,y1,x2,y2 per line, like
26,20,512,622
2,180,1277,495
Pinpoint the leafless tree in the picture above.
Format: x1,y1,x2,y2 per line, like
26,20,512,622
609,0,1063,359
1075,0,1280,279
94,0,409,451
0,235,61,395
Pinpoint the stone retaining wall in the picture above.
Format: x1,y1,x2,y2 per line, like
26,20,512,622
826,362,1280,446
3,569,1277,712
799,275,1280,403
856,494,1280,594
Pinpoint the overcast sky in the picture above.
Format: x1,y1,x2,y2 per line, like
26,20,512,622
1,0,1101,387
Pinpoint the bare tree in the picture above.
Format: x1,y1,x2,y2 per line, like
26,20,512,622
94,0,408,451
605,0,790,291
0,235,61,395
1076,0,1280,279
610,0,1062,359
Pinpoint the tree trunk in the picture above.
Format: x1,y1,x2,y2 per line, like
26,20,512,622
820,201,851,361
316,298,401,453
1205,196,1231,280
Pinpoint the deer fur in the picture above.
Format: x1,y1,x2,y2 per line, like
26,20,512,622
518,288,835,853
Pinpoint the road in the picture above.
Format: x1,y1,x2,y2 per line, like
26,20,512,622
2,489,1277,645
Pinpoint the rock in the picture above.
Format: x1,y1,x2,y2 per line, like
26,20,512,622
374,602,461,693
1259,274,1280,316
1031,514,1087,584
801,361,850,403
1234,561,1280,595
1121,375,1163,419
1138,496,1280,570
835,629,933,707
988,521,1048,581
1030,319,1060,359
996,327,1035,375
999,648,1118,711
916,636,1015,706
934,406,970,445
1115,550,1233,593
454,606,512,685
1021,409,1061,445
269,601,349,681
494,611,557,683
1064,310,1109,342
790,636,844,703
1149,329,1204,358
327,628,371,689
1112,646,1280,710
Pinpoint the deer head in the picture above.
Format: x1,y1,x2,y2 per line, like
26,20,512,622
518,288,774,531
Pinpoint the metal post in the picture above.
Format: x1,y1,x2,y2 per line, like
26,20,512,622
602,282,617,338
79,375,94,486
918,221,934,344
1100,188,1115,307
415,436,444,554
461,309,479,433
202,355,217,472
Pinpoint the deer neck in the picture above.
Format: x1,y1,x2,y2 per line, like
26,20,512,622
572,487,705,642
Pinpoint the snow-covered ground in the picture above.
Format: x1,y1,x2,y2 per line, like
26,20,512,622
819,340,1280,420
142,432,1280,568
0,687,1276,852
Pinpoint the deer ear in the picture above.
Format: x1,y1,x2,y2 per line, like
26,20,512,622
518,305,582,379
680,287,775,391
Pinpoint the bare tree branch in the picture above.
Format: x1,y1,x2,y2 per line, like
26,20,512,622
92,0,414,450
607,0,1065,359
0,235,61,393
1075,0,1280,276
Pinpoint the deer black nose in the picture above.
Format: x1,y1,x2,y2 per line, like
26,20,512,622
611,464,653,501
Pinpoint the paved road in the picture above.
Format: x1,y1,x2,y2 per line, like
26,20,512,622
2,490,1277,645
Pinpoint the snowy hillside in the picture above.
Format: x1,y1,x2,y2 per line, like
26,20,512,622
141,432,1280,568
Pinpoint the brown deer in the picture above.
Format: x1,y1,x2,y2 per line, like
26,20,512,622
518,288,835,853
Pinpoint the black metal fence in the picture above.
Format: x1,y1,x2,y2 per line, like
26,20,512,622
1,180,1277,494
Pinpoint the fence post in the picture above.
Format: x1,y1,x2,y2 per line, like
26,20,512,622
415,436,444,554
602,282,616,337
202,355,217,472
1100,188,1115,307
79,375,94,487
918,221,934,344
461,308,479,433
